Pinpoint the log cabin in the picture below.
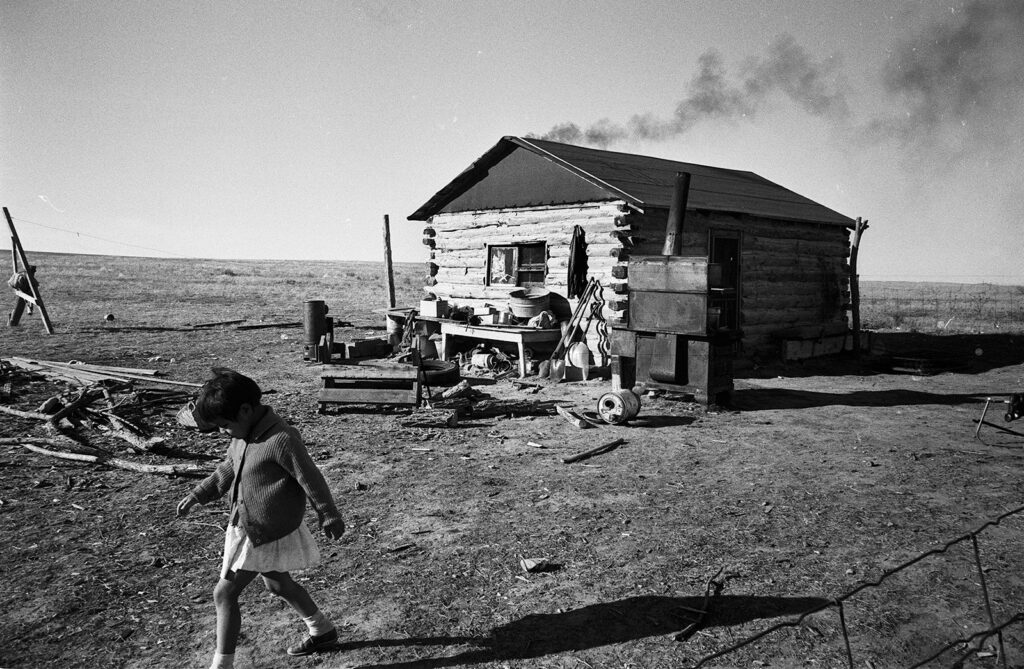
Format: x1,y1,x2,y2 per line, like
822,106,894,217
408,135,857,370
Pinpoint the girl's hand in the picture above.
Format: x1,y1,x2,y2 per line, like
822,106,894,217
176,495,197,517
322,517,346,540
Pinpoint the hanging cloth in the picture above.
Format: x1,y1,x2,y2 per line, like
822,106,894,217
567,225,588,298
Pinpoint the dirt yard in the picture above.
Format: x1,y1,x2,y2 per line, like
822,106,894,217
1,253,1023,669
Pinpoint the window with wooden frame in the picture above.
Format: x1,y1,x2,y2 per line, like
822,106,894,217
487,242,547,288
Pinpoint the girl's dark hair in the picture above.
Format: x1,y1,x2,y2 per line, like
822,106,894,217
195,367,262,423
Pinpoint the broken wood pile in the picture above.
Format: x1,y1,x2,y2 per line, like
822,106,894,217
0,357,214,477
400,379,555,427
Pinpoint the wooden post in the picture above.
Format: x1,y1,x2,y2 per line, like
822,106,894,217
849,217,869,356
4,207,54,334
382,214,396,309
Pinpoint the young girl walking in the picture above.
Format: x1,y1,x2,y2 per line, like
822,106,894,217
177,368,346,668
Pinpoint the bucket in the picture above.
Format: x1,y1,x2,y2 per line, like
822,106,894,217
508,288,551,318
385,312,404,346
597,390,642,425
471,352,495,369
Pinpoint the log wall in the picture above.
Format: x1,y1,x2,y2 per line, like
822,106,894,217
424,202,631,360
629,209,852,360
424,201,852,363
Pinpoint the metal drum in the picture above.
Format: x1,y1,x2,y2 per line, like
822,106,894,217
303,300,329,359
597,389,641,424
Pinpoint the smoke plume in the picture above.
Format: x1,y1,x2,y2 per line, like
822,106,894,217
533,0,1023,156
866,0,1024,157
532,34,848,148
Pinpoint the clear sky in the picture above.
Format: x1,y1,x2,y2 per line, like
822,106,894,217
2,0,1022,283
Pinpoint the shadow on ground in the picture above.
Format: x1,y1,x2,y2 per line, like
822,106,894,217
730,388,990,411
738,332,1024,380
338,594,830,668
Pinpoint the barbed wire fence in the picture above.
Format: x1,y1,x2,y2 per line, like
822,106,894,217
688,503,1024,669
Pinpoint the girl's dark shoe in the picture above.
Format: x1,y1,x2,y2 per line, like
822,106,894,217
286,628,339,656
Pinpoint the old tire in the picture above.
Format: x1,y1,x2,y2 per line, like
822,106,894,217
416,359,461,387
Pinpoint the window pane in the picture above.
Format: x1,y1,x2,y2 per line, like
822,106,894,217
489,246,517,285
519,243,546,265
518,270,546,288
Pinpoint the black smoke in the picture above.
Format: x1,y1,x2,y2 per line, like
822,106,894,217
531,34,848,148
867,0,1024,156
532,0,1023,156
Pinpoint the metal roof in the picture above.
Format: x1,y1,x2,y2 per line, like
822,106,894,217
408,136,855,227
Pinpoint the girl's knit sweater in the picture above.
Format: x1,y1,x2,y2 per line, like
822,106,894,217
188,407,342,546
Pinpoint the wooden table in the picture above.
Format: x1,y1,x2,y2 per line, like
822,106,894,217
439,322,562,377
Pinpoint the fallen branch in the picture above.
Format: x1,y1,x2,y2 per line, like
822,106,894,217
21,443,210,477
48,387,103,424
562,438,626,464
0,437,62,445
0,404,49,420
107,414,166,452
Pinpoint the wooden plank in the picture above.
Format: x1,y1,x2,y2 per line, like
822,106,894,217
11,288,37,305
320,366,418,380
318,387,417,405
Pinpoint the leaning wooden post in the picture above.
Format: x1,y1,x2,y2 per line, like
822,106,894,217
4,207,54,334
849,217,869,357
382,214,396,309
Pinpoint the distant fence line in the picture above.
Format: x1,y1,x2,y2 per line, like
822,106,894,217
688,504,1024,669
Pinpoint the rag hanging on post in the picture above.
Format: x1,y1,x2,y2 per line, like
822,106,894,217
567,225,588,298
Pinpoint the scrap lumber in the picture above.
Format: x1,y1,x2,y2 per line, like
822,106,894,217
106,414,166,452
18,442,209,477
556,405,593,429
5,357,201,388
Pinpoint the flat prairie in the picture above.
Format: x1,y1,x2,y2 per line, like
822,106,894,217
2,253,1023,669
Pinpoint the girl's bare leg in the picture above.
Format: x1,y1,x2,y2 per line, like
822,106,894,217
213,570,259,653
261,571,318,617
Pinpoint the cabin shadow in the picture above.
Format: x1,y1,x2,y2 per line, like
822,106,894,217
345,594,831,668
729,387,988,411
739,332,1024,380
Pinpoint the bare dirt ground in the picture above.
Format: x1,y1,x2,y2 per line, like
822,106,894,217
2,253,1023,669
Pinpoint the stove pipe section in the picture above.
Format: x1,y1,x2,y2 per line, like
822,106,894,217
661,171,692,256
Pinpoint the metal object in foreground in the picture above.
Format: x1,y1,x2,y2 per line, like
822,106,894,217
597,389,641,424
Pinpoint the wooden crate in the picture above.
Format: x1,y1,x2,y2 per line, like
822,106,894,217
317,364,422,412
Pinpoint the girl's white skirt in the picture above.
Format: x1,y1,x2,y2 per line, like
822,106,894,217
220,523,320,578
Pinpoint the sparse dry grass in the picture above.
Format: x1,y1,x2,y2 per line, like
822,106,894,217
861,281,1024,333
